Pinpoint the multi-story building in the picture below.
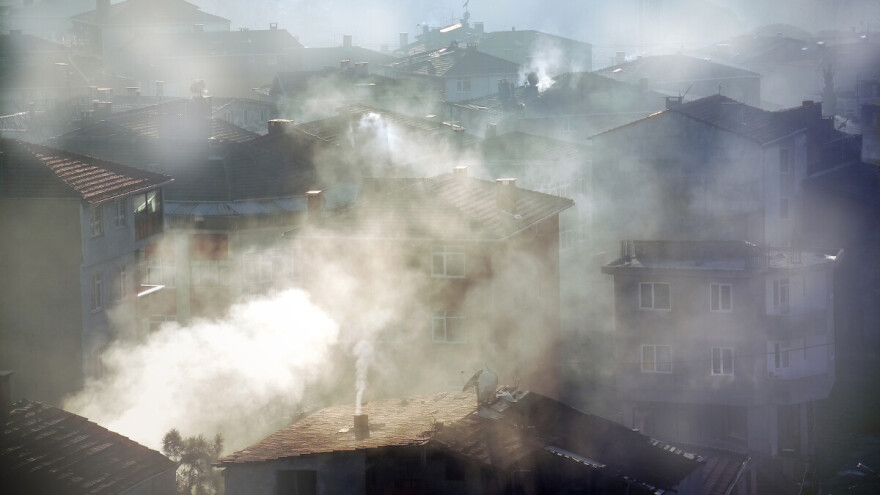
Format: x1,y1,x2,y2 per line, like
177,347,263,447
602,240,838,466
0,138,171,403
387,42,519,103
295,169,573,397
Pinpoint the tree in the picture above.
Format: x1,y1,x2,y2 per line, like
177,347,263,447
162,429,224,495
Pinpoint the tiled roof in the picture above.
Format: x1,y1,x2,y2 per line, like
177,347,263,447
309,173,574,241
390,46,519,78
96,100,259,143
595,94,808,144
292,104,480,147
219,391,478,464
0,400,176,495
72,0,229,26
455,72,664,116
595,53,760,85
0,139,173,204
221,387,704,492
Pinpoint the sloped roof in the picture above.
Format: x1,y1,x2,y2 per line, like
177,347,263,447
221,387,703,492
455,71,664,115
595,94,807,145
292,103,479,147
219,391,478,464
0,400,176,495
476,29,592,65
390,45,519,78
306,172,574,241
0,139,172,204
95,99,259,143
595,53,760,85
0,32,69,55
72,0,229,26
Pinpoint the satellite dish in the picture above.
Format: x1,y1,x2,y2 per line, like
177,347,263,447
462,369,498,404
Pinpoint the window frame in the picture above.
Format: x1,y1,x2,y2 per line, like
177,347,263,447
431,245,466,278
774,342,790,370
639,282,671,311
712,346,734,376
91,271,103,311
432,311,466,344
114,264,128,301
455,79,472,93
640,344,672,373
773,278,790,314
114,198,127,228
89,203,104,237
710,283,733,313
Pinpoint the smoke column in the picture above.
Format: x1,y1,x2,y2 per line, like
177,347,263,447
63,288,339,451
354,340,373,415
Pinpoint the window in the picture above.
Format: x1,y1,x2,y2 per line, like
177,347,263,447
114,198,127,228
432,246,465,278
114,264,128,301
432,311,465,343
276,470,317,495
712,347,734,375
773,278,790,314
774,342,790,369
639,282,671,310
456,79,471,93
91,272,103,311
134,190,163,241
710,283,732,312
779,148,791,174
90,204,104,237
641,345,672,373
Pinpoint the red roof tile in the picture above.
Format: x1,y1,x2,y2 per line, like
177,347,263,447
220,391,478,464
1,400,176,495
0,139,173,204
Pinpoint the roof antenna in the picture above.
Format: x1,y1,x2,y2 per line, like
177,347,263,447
462,368,498,405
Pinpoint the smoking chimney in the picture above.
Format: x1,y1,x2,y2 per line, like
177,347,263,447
453,165,468,179
343,34,353,48
353,414,369,439
495,178,517,213
399,32,409,49
306,190,323,220
355,62,369,77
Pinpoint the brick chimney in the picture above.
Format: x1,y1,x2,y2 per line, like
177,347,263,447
353,414,369,439
495,178,517,213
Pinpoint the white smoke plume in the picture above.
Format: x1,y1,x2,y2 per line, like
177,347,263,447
353,340,374,416
63,289,339,451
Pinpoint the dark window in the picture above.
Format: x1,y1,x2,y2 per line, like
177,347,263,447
134,189,163,241
277,470,317,495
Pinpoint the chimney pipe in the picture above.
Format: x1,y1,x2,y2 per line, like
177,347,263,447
268,119,294,135
340,59,351,70
495,178,517,213
306,190,323,220
355,62,369,77
353,414,369,439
